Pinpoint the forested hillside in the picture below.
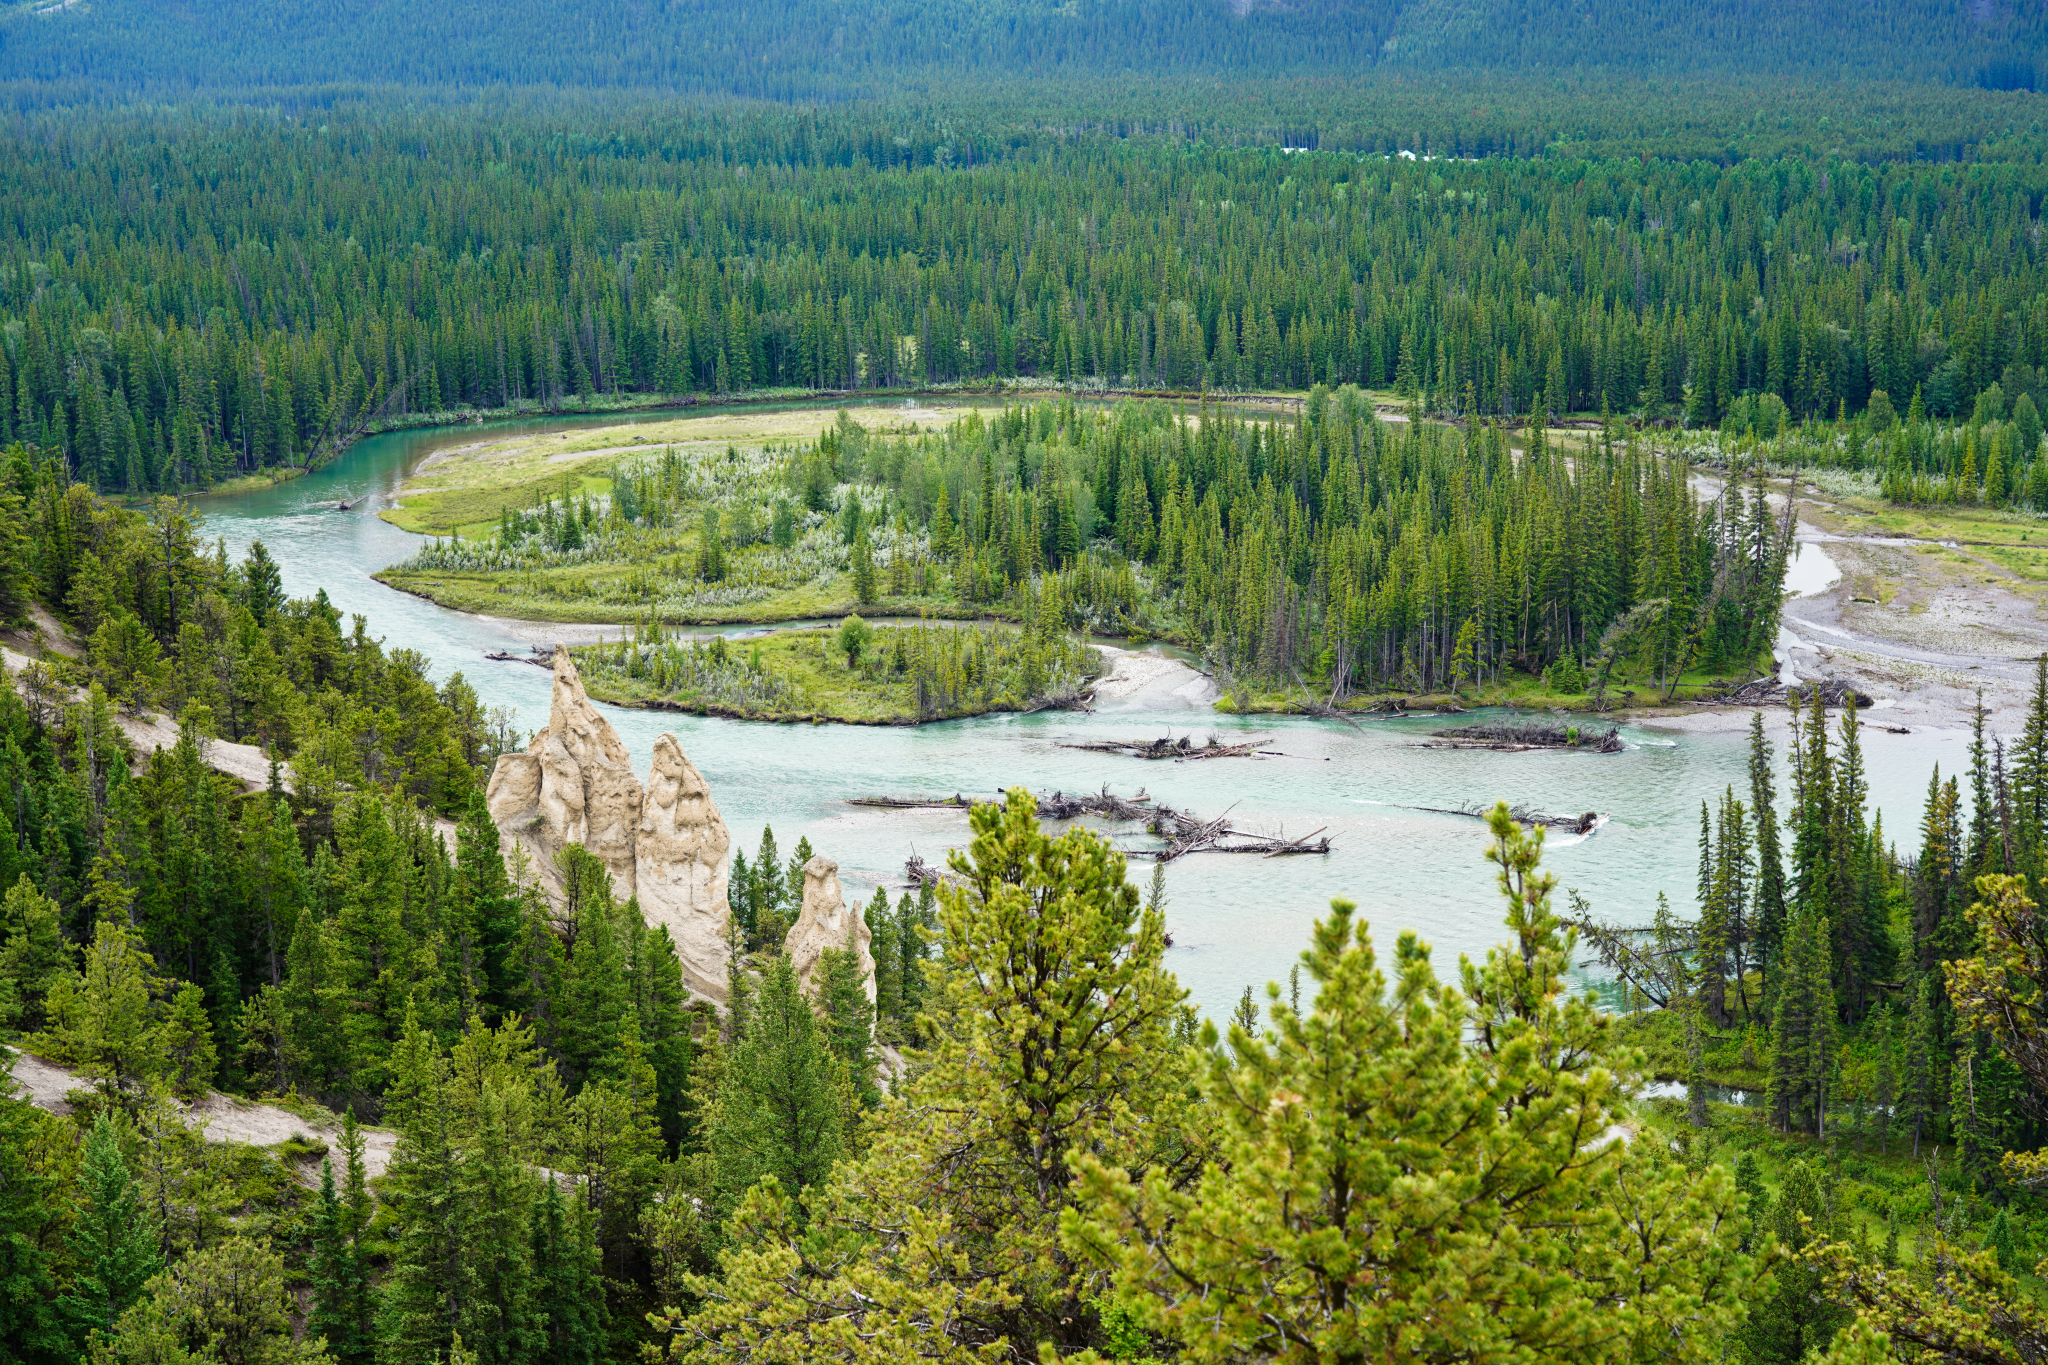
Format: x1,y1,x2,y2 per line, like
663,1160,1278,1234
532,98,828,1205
0,0,2040,92
1,104,2042,496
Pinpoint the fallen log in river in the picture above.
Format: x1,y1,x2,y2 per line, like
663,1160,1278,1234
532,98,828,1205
1405,801,1603,834
1421,719,1623,753
854,786,1333,865
1057,733,1284,760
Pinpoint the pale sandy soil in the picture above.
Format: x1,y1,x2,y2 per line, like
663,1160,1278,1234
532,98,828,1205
1090,645,1218,708
6,1045,398,1181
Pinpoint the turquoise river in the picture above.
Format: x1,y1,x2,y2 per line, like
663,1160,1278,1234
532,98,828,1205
194,401,1972,1017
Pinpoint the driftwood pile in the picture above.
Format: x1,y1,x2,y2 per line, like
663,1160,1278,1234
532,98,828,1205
1786,678,1876,708
1407,801,1602,835
1058,733,1283,761
484,648,553,668
851,788,1154,820
1707,676,1875,709
1421,720,1624,754
857,786,1334,866
1138,798,1332,862
849,793,976,810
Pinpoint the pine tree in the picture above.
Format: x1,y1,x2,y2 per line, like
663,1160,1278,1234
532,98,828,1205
158,982,216,1097
58,1114,161,1345
670,788,1190,1360
1063,803,1751,1364
35,917,165,1102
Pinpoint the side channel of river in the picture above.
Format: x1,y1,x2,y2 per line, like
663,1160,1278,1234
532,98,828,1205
194,400,1968,1018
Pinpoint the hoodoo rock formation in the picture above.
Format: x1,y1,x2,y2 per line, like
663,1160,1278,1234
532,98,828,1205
487,647,732,1001
783,854,877,1004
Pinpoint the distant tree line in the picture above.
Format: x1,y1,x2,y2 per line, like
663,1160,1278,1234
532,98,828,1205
0,105,2043,493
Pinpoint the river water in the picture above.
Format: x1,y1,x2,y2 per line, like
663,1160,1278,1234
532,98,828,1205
195,402,1969,1018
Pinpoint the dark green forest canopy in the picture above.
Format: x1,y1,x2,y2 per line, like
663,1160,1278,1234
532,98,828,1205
0,103,2042,495
0,0,2042,92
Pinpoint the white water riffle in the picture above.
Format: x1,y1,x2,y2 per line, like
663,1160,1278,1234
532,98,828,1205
196,404,1949,1017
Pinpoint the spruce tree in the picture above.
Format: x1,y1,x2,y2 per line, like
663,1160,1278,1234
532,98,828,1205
1768,913,1836,1137
816,946,877,1107
785,836,814,906
1748,712,1787,991
58,1114,161,1345
632,926,695,1154
309,1112,374,1365
454,794,523,1017
1733,1161,1849,1365
707,953,844,1221
377,1009,467,1365
865,887,900,1029
529,1178,604,1365
453,1089,540,1365
728,849,756,944
0,1075,63,1364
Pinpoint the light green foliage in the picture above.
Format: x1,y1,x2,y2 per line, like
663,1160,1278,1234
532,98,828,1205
835,614,872,668
0,873,67,1033
158,983,217,1098
90,1237,328,1365
664,787,1192,1362
1064,803,1752,1364
34,918,167,1101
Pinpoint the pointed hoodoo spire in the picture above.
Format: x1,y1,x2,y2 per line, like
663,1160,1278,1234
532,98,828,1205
485,646,732,1002
783,853,877,1005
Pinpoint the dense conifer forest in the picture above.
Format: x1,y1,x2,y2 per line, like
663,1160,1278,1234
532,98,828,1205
1,6,2047,1361
0,101,2043,497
